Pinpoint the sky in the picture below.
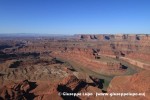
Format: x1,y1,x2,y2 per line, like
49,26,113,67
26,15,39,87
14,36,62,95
0,0,150,35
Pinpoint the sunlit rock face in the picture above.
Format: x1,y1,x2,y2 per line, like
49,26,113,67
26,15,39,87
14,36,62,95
107,70,150,100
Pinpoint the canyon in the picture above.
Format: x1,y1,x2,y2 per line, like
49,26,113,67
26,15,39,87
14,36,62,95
0,34,150,100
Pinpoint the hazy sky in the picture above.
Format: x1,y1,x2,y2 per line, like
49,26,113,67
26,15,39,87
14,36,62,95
0,0,150,34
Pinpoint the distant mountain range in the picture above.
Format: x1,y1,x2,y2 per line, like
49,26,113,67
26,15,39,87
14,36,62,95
0,33,72,37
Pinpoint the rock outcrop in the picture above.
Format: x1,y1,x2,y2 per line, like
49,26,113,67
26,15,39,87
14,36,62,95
0,80,35,100
107,70,150,100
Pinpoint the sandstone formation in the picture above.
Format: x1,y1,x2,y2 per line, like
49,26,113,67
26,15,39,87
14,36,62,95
107,70,150,100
